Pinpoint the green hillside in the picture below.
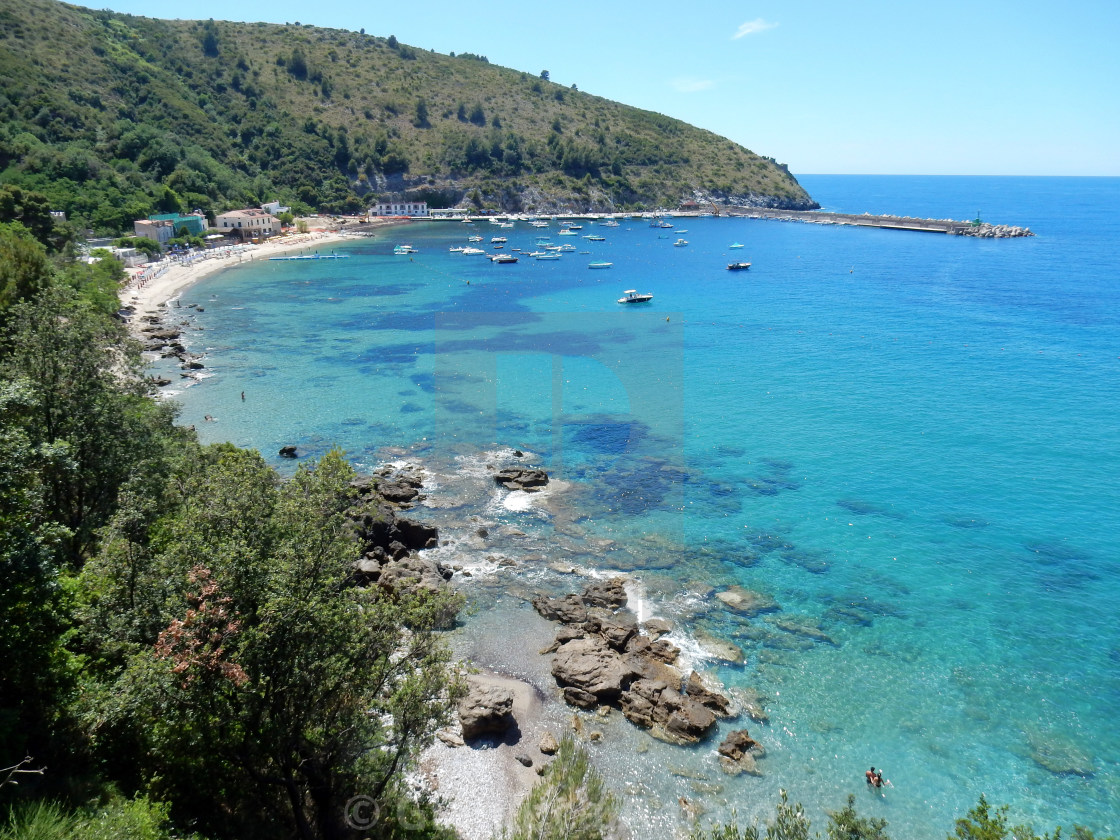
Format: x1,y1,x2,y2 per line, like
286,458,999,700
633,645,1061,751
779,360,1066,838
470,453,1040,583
0,0,817,234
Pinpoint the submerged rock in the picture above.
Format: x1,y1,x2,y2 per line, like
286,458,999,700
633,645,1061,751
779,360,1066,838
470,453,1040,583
715,585,779,616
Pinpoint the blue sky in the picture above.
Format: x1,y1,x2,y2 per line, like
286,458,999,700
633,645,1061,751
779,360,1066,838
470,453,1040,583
86,0,1119,176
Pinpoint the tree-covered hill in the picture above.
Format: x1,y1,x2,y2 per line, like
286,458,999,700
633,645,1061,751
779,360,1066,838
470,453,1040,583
0,0,816,234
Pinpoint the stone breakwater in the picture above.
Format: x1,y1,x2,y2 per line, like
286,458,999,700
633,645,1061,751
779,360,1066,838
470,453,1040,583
727,208,1035,238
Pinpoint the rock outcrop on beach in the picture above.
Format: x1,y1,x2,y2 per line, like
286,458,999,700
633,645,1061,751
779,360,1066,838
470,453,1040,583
457,676,516,741
346,470,452,608
534,578,738,745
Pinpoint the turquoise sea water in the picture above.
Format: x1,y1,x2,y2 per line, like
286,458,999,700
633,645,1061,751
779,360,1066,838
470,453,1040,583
160,176,1120,839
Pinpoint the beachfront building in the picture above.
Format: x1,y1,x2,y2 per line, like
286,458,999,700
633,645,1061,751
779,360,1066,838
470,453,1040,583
215,208,281,240
149,212,207,236
133,218,175,248
261,200,290,216
370,201,429,217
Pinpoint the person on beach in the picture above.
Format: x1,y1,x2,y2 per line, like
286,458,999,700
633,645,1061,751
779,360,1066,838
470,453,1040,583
865,767,876,785
875,771,889,788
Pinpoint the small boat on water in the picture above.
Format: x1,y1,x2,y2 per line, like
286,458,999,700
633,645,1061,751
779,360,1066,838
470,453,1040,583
584,235,606,241
727,262,752,271
490,253,518,263
558,229,578,236
588,261,613,269
468,235,483,242
393,244,418,254
491,236,507,243
462,247,486,255
729,242,745,249
673,238,688,247
558,244,576,252
535,253,561,260
675,229,688,234
618,289,653,303
449,246,466,253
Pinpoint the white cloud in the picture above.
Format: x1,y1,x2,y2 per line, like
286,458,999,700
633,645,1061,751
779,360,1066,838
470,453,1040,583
733,18,778,39
671,77,715,93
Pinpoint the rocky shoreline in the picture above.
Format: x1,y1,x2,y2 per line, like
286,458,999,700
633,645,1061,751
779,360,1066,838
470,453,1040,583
346,457,788,838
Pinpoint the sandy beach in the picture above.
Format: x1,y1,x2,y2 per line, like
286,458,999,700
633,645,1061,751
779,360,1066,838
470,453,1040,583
119,219,409,325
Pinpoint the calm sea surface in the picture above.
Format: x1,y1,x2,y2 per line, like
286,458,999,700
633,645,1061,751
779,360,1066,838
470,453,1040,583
160,176,1120,839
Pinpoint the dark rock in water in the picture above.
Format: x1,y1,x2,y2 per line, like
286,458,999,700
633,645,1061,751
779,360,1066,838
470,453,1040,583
585,607,638,651
279,445,298,458
152,377,172,387
494,467,549,491
626,634,680,665
717,729,763,761
717,728,766,776
533,593,588,625
685,671,734,717
551,637,639,705
393,516,440,550
184,360,205,370
540,625,586,654
619,678,717,745
457,677,515,740
378,480,420,504
513,450,524,457
583,577,628,609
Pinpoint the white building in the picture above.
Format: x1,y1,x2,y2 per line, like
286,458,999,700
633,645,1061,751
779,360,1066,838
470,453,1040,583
215,208,281,239
371,201,429,217
261,200,290,216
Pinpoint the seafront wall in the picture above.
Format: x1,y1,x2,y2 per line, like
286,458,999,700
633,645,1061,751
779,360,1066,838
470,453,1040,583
725,207,1034,238
347,211,1034,238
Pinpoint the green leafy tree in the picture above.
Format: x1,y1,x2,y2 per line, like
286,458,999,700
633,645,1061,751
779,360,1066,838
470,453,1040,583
80,448,463,840
827,795,889,840
0,285,176,564
0,380,73,770
114,236,162,259
200,19,219,57
949,796,1111,840
0,185,55,249
0,223,53,317
506,735,619,840
690,791,886,840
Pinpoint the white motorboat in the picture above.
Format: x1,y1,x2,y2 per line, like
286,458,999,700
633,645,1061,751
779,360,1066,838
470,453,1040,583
617,289,653,303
